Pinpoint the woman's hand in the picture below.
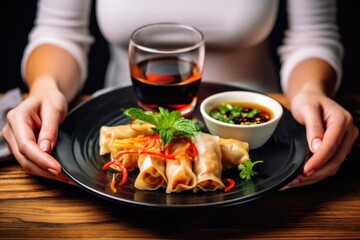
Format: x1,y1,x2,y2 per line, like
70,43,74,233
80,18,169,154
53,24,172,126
283,91,359,189
2,81,71,183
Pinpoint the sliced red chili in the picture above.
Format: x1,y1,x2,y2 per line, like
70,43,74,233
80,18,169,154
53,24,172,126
116,163,128,186
223,178,235,193
182,137,199,158
186,141,198,157
140,151,177,160
103,161,129,189
114,150,177,161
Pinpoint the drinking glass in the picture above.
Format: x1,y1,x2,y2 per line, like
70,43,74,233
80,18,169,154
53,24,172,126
129,23,205,115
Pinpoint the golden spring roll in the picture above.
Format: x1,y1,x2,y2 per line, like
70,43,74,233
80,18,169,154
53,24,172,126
99,122,155,155
110,136,143,169
109,135,162,169
193,133,225,192
219,138,250,170
134,141,167,190
165,139,197,193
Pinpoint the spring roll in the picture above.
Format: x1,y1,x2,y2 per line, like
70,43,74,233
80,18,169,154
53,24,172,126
99,122,155,155
109,134,161,169
193,133,225,192
134,141,167,190
219,138,250,170
165,139,197,193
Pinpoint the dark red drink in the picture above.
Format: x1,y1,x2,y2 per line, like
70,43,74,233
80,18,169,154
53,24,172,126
131,56,202,114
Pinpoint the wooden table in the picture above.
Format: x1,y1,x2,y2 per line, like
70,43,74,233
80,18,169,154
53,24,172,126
1,90,359,239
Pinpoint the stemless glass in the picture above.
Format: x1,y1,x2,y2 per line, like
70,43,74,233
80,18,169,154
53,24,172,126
129,23,205,115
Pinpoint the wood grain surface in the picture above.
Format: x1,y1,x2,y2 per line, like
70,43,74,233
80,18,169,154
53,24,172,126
0,92,359,240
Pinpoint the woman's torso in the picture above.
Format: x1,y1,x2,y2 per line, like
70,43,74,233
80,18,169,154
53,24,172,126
96,0,280,92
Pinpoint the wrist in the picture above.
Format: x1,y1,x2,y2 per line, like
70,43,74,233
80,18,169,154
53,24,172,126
298,82,327,95
29,75,62,96
285,58,337,101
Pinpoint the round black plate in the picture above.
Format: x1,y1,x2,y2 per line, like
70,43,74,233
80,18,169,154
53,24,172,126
54,83,309,210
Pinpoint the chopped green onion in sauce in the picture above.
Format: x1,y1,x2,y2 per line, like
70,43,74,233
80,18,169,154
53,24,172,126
209,102,272,125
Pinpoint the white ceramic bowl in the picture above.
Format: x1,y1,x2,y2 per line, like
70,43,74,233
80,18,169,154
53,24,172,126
200,91,283,149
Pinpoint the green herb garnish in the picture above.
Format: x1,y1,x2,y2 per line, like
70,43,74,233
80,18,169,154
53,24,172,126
123,107,201,146
210,102,269,125
238,159,263,181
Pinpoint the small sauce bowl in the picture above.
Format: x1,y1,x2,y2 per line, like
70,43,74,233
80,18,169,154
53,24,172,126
200,91,283,149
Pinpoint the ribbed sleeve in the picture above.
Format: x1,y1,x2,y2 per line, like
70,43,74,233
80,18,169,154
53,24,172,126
278,0,344,95
21,0,94,85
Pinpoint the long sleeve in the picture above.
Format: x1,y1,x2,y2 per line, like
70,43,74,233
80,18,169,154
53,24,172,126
278,0,343,95
21,0,94,85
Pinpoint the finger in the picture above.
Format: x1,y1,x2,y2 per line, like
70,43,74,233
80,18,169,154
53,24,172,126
6,109,62,174
301,105,325,153
37,102,67,153
284,126,358,189
303,115,350,175
3,124,70,183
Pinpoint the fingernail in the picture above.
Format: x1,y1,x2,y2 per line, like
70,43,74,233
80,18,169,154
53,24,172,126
47,168,59,176
280,179,300,191
306,169,316,177
312,138,322,151
289,178,300,186
40,139,51,152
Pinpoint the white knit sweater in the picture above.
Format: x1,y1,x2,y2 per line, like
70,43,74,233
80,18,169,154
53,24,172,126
22,0,343,94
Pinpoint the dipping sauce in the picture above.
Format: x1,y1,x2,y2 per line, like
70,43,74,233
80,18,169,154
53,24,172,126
209,102,273,125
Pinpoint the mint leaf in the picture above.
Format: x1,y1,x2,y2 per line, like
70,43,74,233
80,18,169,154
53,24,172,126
159,128,173,146
122,107,200,146
123,108,157,125
173,118,199,138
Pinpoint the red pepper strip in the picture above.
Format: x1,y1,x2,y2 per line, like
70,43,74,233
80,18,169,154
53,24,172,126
169,142,190,157
103,160,115,170
116,162,128,186
164,138,198,159
119,172,128,186
140,151,177,160
186,141,198,157
113,151,138,161
127,166,135,172
223,178,235,193
162,142,173,155
148,135,161,139
181,137,199,158
114,150,177,161
103,161,129,186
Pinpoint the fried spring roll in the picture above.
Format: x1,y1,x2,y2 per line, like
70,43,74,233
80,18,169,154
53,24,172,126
134,141,167,190
193,133,225,192
219,138,250,170
165,140,197,193
99,122,154,155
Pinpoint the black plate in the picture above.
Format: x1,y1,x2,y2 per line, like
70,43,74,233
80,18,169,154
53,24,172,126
54,83,309,210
